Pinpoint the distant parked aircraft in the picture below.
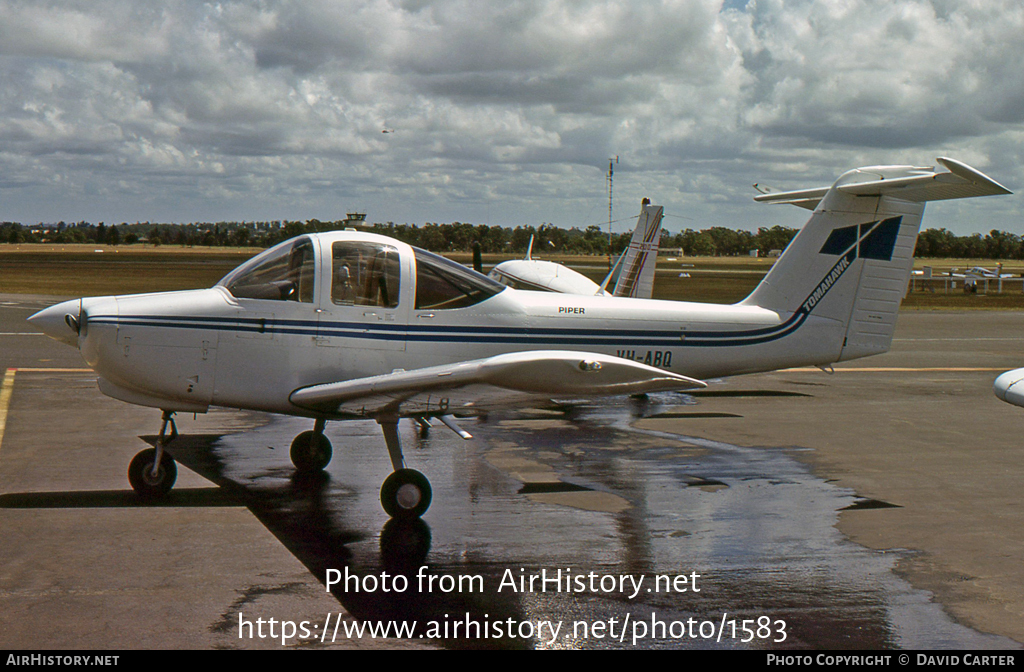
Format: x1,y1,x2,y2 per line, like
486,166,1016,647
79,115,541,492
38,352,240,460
489,200,664,297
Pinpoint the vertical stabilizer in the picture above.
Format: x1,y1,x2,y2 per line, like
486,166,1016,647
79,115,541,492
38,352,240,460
743,158,1010,362
613,202,664,298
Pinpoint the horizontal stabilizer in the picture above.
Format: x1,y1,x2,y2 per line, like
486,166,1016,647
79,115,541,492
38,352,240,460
754,157,1011,210
290,350,705,418
753,187,831,210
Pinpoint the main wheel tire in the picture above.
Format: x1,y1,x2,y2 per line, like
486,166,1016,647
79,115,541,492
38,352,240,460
380,469,432,519
290,431,333,472
128,448,177,499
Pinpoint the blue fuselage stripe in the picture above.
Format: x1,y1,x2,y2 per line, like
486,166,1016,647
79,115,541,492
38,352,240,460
87,309,805,348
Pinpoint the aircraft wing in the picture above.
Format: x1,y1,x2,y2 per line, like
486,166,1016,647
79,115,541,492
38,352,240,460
754,157,1011,210
289,350,705,418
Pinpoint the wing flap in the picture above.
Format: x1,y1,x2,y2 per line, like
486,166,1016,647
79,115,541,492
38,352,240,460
289,350,705,417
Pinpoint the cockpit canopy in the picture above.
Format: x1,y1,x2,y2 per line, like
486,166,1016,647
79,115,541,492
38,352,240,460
217,234,505,310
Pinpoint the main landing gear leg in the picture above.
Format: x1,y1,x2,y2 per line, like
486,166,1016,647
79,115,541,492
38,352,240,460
290,417,333,473
128,410,178,498
378,416,432,519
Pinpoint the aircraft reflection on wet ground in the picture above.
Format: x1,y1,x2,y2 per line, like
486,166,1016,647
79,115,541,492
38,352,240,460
153,392,1012,650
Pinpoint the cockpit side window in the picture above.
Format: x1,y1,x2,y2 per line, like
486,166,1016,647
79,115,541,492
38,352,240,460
221,238,316,302
413,247,505,310
332,242,400,308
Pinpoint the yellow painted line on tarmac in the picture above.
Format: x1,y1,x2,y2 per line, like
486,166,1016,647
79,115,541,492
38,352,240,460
8,368,93,373
0,368,15,453
0,368,93,453
783,367,1007,372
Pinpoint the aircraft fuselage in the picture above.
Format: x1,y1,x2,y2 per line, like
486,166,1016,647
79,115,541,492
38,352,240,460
68,267,839,418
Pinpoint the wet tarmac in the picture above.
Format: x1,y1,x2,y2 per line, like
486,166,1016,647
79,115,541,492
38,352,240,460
1,295,1021,650
146,397,1010,649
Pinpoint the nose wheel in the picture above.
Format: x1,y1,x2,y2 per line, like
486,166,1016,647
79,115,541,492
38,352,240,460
290,418,333,472
128,411,178,498
128,448,177,498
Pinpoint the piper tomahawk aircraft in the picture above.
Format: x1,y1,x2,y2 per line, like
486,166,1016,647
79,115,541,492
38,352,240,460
29,157,1010,519
488,199,664,297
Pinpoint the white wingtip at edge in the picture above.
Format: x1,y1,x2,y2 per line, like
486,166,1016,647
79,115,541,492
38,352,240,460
994,367,1024,408
936,157,1013,195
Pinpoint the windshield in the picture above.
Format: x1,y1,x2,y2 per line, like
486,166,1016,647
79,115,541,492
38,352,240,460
218,238,316,302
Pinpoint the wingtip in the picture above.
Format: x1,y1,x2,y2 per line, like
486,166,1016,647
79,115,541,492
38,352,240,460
936,157,1012,195
994,367,1024,406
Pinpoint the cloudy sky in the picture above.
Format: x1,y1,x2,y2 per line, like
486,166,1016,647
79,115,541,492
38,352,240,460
1,0,1021,235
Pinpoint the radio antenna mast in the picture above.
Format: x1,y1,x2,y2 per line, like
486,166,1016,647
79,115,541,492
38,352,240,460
607,156,618,270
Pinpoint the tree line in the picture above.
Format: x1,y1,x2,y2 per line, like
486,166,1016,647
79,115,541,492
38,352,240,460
2,219,1020,259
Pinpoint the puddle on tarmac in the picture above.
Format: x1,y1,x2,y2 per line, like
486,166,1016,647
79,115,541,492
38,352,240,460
184,392,1016,650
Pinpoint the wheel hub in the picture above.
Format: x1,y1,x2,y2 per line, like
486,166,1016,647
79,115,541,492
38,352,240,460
396,483,422,510
142,464,164,486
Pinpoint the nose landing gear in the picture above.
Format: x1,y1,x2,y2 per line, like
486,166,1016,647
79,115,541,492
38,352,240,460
128,410,178,498
290,418,333,472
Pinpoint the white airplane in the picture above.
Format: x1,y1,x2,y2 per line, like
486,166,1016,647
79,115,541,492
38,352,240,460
28,157,1010,519
962,266,1013,279
919,265,1013,280
488,235,604,294
488,200,664,297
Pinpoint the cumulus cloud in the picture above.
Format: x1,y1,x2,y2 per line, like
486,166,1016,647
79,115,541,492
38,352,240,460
0,0,1019,231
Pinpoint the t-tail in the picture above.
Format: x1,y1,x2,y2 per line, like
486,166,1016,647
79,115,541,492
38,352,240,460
743,157,1011,362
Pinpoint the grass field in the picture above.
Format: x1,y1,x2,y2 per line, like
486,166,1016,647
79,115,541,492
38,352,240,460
0,244,259,296
4,244,1024,309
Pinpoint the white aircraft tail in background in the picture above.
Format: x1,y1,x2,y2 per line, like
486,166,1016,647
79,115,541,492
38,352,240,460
488,199,664,298
610,200,663,298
